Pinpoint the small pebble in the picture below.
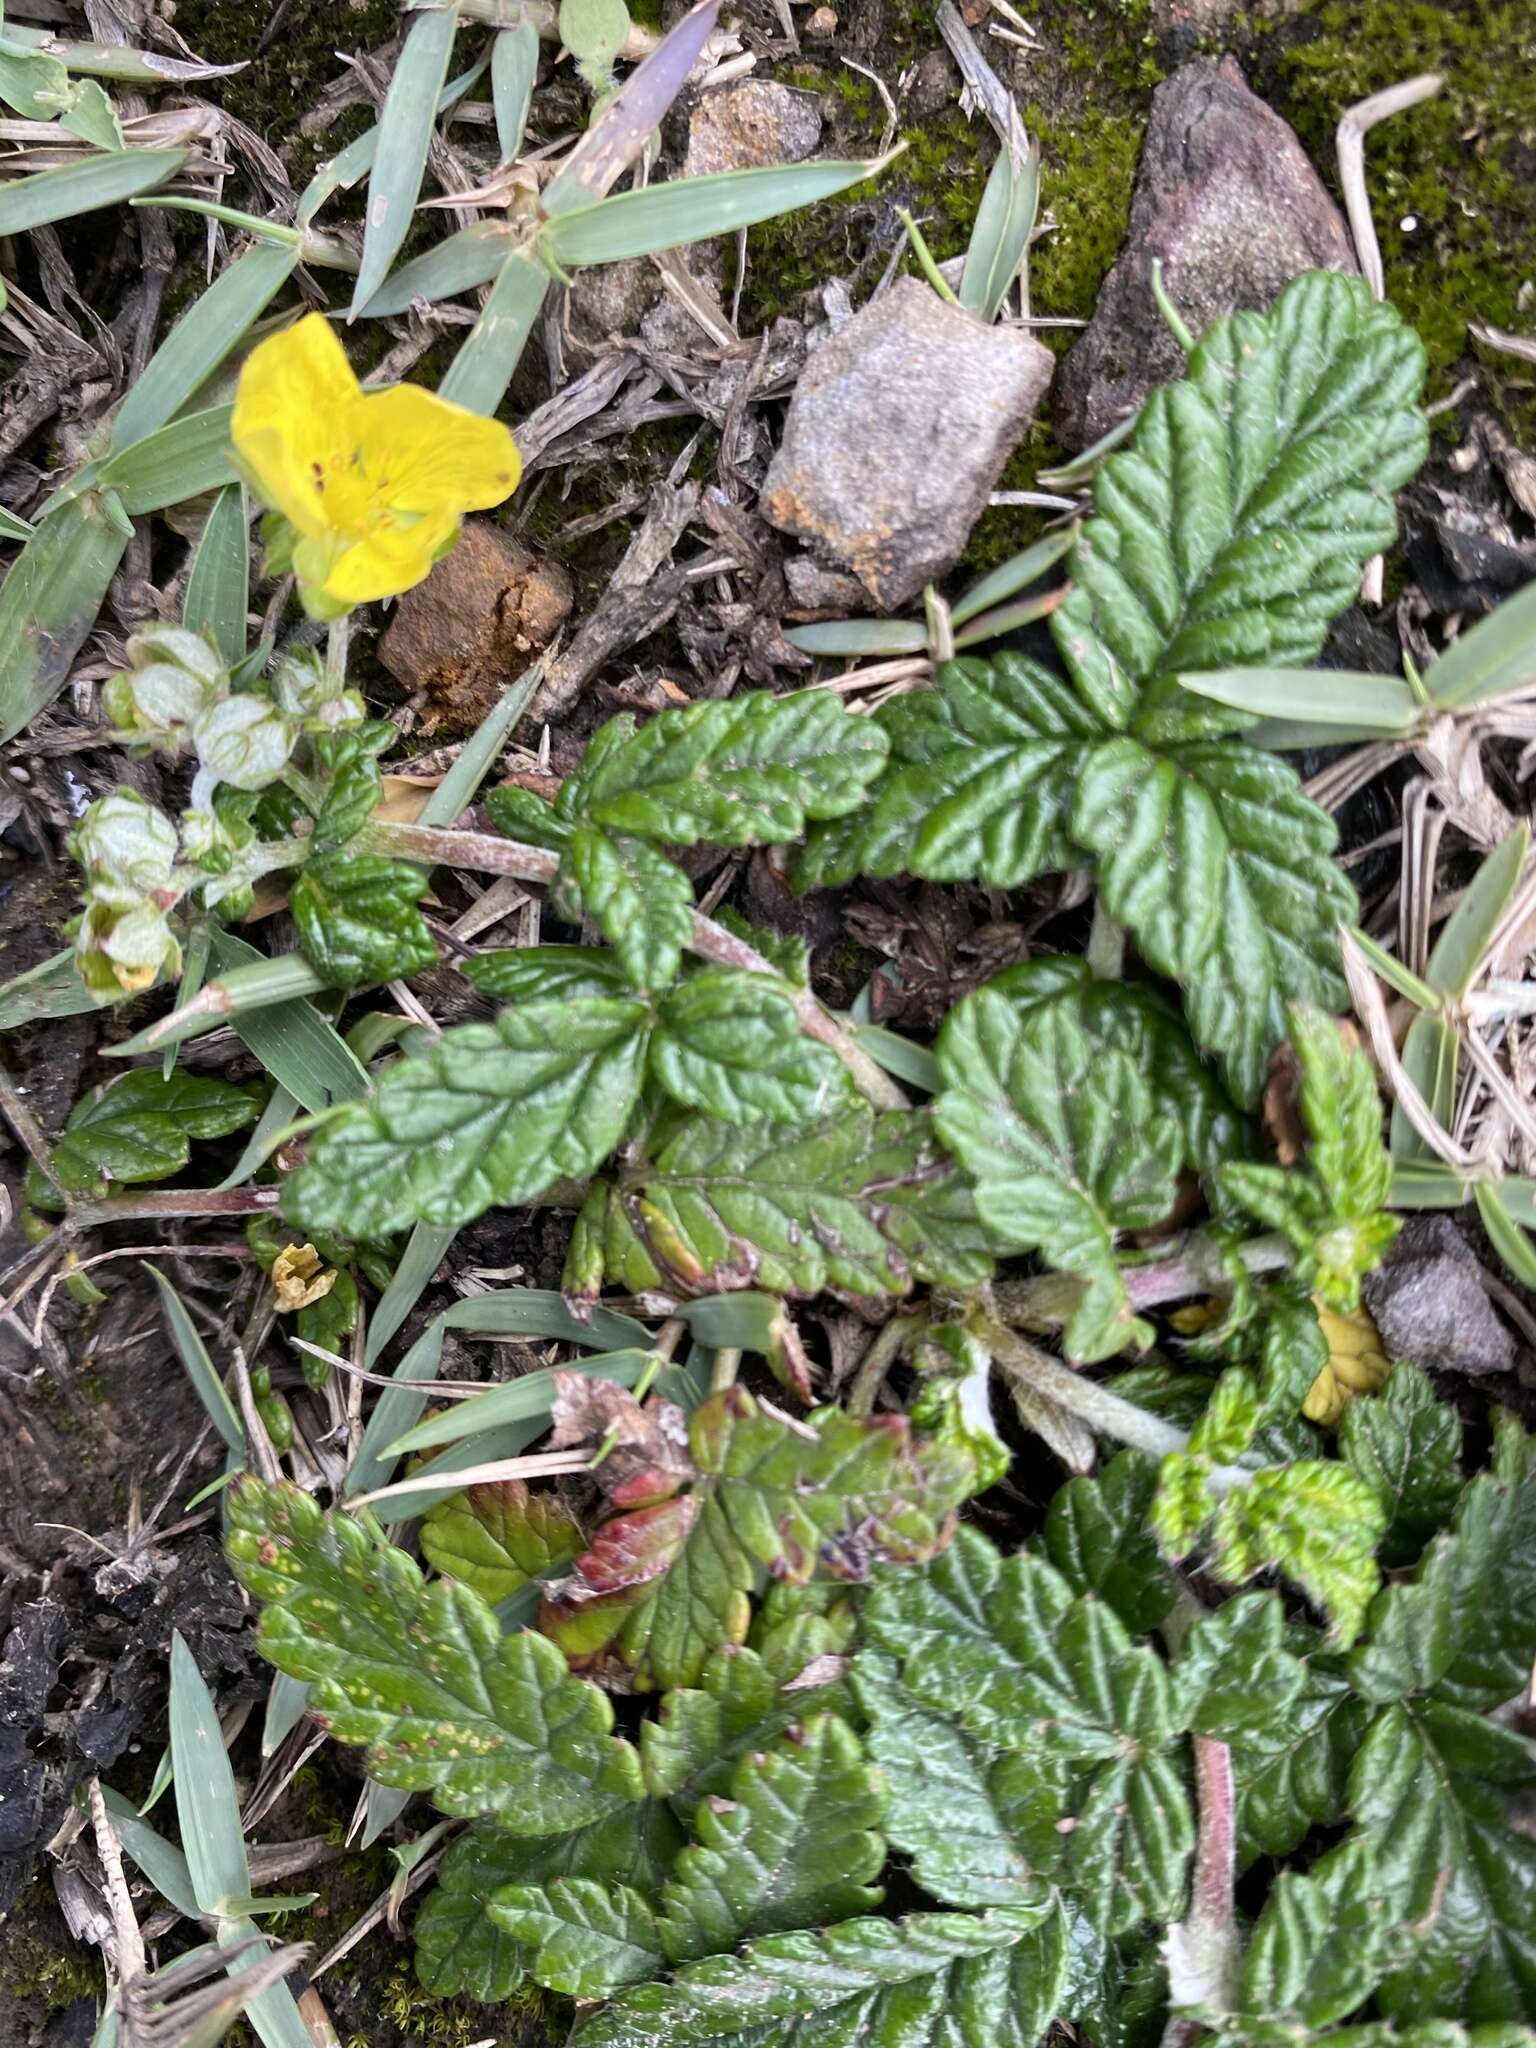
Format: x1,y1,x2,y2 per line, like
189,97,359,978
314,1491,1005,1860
805,7,838,35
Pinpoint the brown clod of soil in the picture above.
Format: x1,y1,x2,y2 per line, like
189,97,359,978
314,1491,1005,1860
378,519,573,735
1056,56,1358,449
761,276,1053,610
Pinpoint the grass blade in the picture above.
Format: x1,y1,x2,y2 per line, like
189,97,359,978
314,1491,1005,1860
543,0,723,214
1388,1160,1470,1209
1,26,245,84
209,928,370,1111
349,3,462,317
217,1083,300,1189
491,19,539,160
435,250,550,415
360,1781,413,1848
358,220,515,316
347,1316,450,1499
108,952,328,1055
1476,1181,1536,1288
1390,1011,1457,1163
0,949,104,1030
365,1221,456,1366
785,619,927,656
0,145,186,235
951,582,1066,648
385,1346,654,1455
97,404,238,514
950,527,1075,627
99,1786,202,1920
1345,925,1441,1012
221,1921,315,2048
298,56,487,224
1175,666,1420,732
1424,823,1529,998
111,242,298,451
417,655,546,822
169,1633,252,1916
146,1266,244,1455
852,1022,940,1092
182,485,251,666
543,155,891,266
1425,578,1536,710
0,506,34,541
958,137,1038,321
0,493,130,744
261,1672,311,1758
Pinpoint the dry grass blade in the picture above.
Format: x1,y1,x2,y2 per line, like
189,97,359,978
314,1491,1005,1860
1339,924,1475,1168
126,1937,312,2048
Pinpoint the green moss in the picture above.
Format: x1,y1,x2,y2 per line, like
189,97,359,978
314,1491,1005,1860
1267,0,1536,436
5,1884,103,2011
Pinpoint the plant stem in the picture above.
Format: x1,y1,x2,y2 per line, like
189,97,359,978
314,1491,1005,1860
982,1321,1190,1458
990,1229,1294,1331
325,613,351,691
359,818,908,1110
1161,1736,1240,2031
61,1186,283,1233
846,1310,928,1418
709,1347,742,1394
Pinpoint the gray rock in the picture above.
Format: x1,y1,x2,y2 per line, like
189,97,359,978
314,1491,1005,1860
783,554,873,612
567,258,657,345
1363,1214,1517,1378
1057,57,1357,450
683,80,822,179
761,276,1053,609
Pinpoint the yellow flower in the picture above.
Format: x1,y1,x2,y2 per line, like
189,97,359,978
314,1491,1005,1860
272,1242,338,1313
1304,1300,1390,1426
231,314,520,619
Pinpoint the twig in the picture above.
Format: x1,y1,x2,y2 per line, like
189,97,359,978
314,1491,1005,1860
0,1050,60,1190
1161,1737,1239,2031
846,1311,927,1417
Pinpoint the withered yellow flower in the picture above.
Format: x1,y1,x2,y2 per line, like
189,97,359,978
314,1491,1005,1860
1304,1300,1390,1426
231,314,520,619
272,1242,338,1314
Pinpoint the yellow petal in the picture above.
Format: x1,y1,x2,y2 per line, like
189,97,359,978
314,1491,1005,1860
314,513,459,608
1302,1364,1345,1427
232,314,362,537
351,383,521,515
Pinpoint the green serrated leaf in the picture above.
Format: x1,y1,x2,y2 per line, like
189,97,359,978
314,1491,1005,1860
51,1069,257,1192
640,1644,846,1806
420,1479,585,1605
463,944,634,1003
1209,1460,1385,1647
792,652,1103,891
492,1879,663,1997
566,825,693,992
1052,271,1427,734
569,1905,1061,2048
1229,1658,1368,1868
290,853,437,988
1339,1365,1464,1565
935,983,1184,1362
1044,1451,1176,1636
862,1528,1194,1933
1072,737,1356,1104
1348,1468,1536,1710
599,1104,996,1302
284,997,651,1236
854,1652,1065,1908
561,690,889,847
416,1804,682,2003
225,1477,647,1830
541,1386,978,1690
309,730,386,853
651,970,849,1124
1239,1836,1401,2028
1173,1593,1308,1739
1350,1699,1536,2020
657,1714,884,1960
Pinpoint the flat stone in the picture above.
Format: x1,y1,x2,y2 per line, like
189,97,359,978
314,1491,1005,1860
761,275,1053,609
378,519,572,736
783,554,873,612
1362,1214,1517,1379
683,79,822,179
1057,56,1357,449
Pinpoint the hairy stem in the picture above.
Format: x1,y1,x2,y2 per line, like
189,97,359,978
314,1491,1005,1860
991,1230,1294,1332
1161,1736,1240,2031
325,613,351,691
846,1309,929,1418
360,818,908,1109
62,1186,283,1233
982,1321,1190,1458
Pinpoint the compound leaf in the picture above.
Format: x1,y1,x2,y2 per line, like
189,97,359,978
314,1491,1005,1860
291,853,437,988
1045,1451,1177,1637
650,970,849,1124
1208,1460,1386,1648
935,983,1185,1362
1239,1837,1402,2028
1052,271,1427,734
561,690,889,847
1230,1661,1368,1868
598,1105,996,1303
225,1477,646,1830
1173,1593,1308,1740
51,1069,257,1191
283,997,651,1236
